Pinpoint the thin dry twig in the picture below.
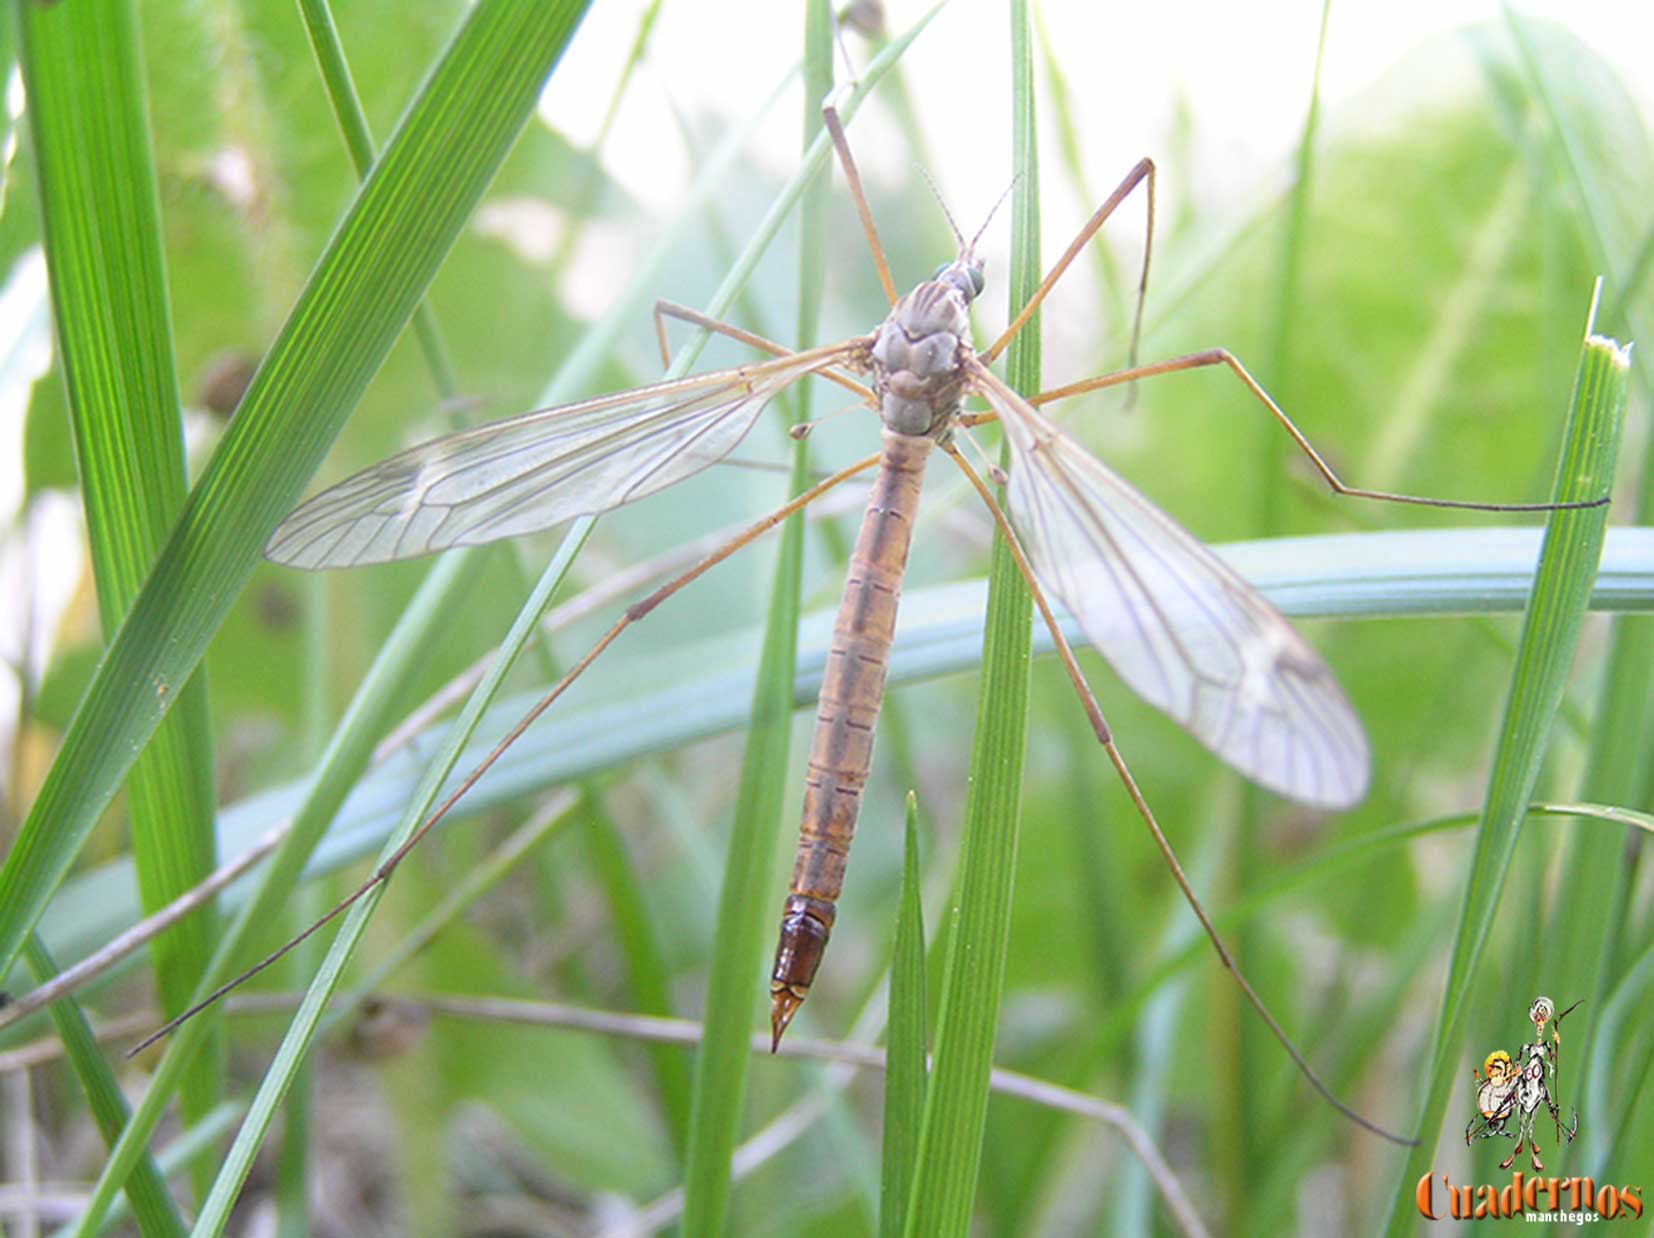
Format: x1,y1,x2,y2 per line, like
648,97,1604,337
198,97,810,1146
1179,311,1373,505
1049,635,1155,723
0,822,288,1032
409,994,1206,1236
0,990,1204,1234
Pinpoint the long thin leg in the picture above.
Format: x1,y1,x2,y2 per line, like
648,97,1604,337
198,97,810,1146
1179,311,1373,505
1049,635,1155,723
941,441,1417,1147
655,298,791,365
823,88,898,307
653,299,873,402
130,450,885,1055
983,158,1156,365
1125,161,1154,376
1032,348,1610,513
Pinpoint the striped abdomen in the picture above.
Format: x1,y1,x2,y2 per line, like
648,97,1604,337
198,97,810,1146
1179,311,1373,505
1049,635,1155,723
769,428,931,1043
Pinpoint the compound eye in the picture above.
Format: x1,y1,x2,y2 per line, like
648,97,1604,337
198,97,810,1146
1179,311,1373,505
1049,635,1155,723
931,261,952,281
967,265,985,296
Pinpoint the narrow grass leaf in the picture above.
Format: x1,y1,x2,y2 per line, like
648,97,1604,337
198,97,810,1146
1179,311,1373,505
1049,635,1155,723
22,937,185,1238
1506,4,1654,1113
64,550,484,1236
575,801,694,1159
904,5,1038,1232
0,0,592,984
271,884,322,1238
294,0,458,400
880,793,929,1238
1382,291,1629,1232
18,0,223,1141
190,542,576,1235
92,1103,245,1237
680,5,831,1229
1584,936,1654,1168
299,0,680,1172
677,5,948,1227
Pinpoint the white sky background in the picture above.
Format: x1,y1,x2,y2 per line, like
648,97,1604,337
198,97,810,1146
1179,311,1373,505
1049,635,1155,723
540,0,1654,264
530,0,1654,437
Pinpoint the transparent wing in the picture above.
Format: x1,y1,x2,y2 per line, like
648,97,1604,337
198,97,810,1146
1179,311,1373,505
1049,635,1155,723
973,365,1368,809
267,340,866,569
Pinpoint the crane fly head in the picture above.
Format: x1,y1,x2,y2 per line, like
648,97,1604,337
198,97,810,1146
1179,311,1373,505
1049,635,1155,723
930,254,986,304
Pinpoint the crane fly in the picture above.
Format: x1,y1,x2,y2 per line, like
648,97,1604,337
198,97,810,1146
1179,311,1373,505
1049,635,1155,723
154,99,1598,1143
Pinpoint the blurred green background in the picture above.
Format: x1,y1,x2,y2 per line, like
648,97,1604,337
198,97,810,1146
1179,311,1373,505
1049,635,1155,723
2,0,1649,1233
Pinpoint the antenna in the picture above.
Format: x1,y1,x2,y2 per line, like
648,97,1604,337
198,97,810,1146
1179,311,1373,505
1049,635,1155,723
968,173,1020,255
914,163,966,251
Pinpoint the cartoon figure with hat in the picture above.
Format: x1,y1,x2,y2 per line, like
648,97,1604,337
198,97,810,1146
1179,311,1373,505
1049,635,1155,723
1466,996,1580,1170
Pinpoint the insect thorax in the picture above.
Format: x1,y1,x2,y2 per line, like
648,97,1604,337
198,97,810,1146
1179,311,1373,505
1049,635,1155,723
870,280,973,438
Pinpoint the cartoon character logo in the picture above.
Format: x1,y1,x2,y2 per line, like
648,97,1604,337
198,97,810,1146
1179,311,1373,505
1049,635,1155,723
1471,1049,1517,1135
1465,996,1580,1171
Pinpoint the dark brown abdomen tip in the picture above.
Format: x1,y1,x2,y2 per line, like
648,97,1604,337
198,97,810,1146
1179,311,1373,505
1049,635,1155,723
768,895,835,1049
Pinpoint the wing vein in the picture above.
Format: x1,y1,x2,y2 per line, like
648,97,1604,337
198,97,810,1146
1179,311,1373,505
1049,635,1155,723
968,361,1369,809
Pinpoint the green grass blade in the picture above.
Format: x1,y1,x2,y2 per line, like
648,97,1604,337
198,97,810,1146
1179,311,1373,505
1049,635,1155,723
89,1103,246,1237
903,5,1038,1233
1584,935,1654,1166
18,0,223,1145
1081,804,1651,1064
677,428,808,1232
880,793,929,1238
575,799,694,1159
23,937,185,1238
676,7,946,1228
340,793,582,1005
64,549,485,1235
294,0,676,1183
294,0,457,401
1505,5,1654,1121
1382,292,1629,1232
680,5,831,1229
0,0,592,984
271,884,321,1238
189,545,577,1236
1540,418,1653,1145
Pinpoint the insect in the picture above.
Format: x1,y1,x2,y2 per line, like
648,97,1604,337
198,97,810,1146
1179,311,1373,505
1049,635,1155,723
167,99,1593,1141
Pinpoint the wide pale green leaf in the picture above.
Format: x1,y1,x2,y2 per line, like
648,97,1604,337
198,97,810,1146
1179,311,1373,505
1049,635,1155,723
26,524,1651,980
